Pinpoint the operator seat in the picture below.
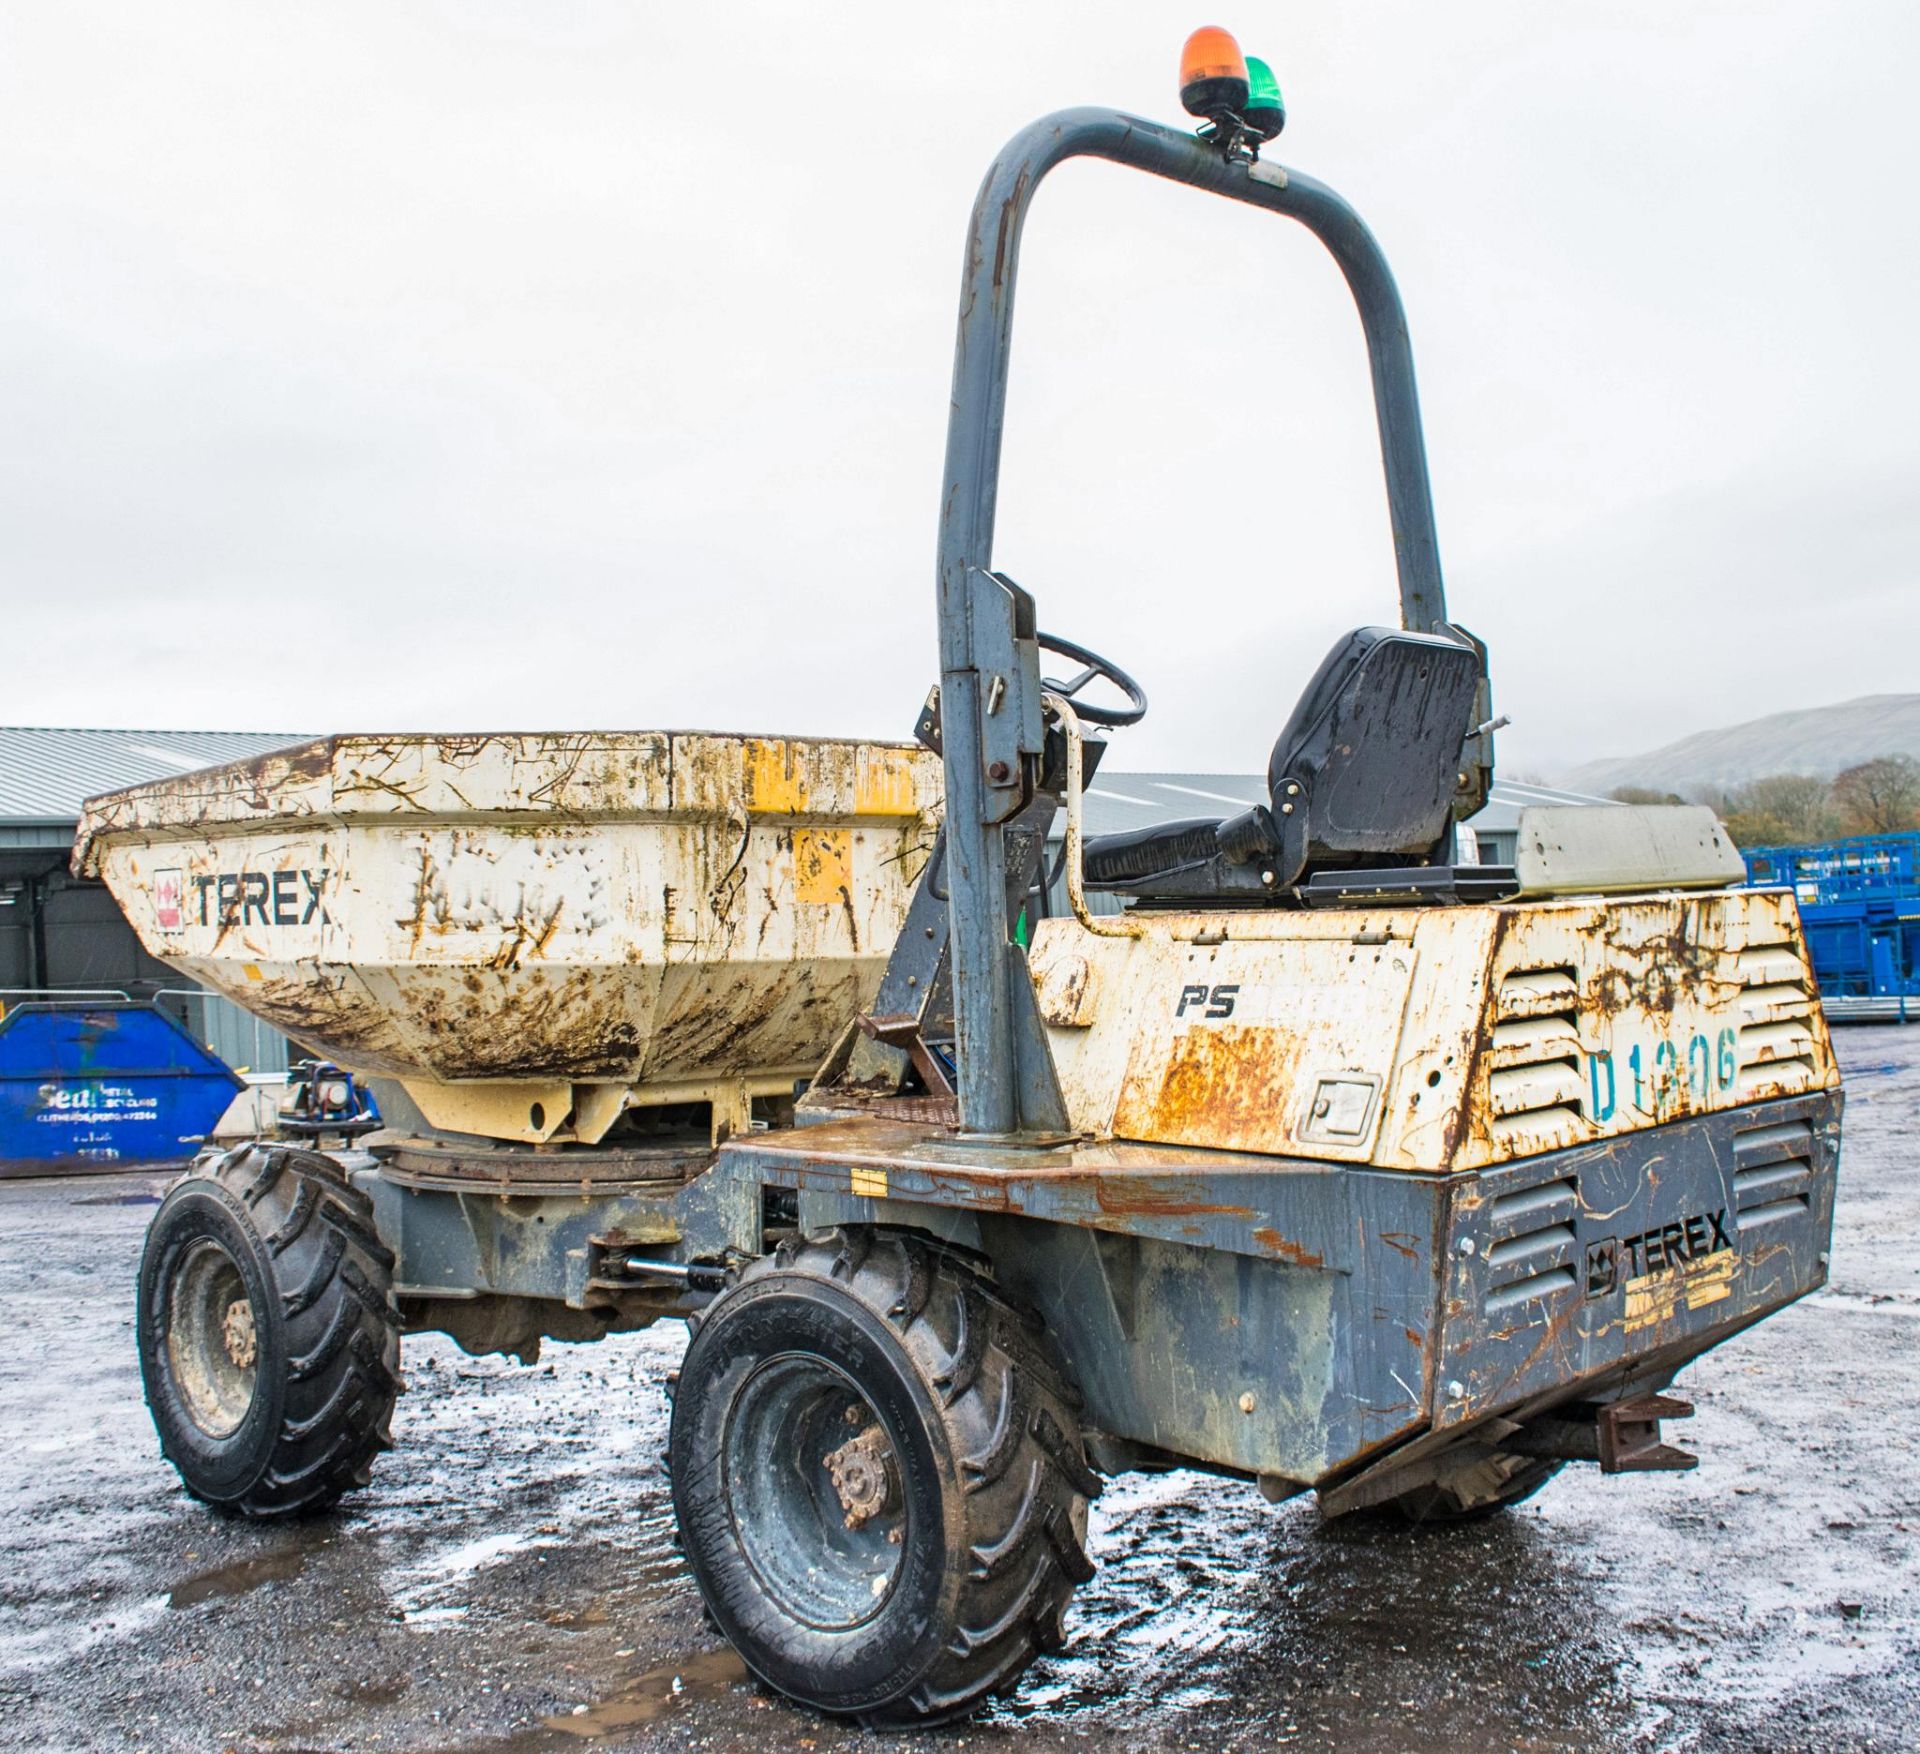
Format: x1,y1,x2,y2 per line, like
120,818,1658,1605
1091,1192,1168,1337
1081,626,1485,903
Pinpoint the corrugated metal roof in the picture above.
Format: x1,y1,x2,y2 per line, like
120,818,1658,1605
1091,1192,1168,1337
0,728,309,825
1476,777,1619,830
1057,771,1612,840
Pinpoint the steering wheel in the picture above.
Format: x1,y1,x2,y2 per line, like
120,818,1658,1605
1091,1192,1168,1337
1037,631,1149,728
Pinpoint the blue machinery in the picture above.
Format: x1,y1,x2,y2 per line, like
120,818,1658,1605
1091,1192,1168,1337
1745,832,1920,1021
0,1001,243,1176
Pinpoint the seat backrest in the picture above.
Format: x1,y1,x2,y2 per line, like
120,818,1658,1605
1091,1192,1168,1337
1267,627,1482,871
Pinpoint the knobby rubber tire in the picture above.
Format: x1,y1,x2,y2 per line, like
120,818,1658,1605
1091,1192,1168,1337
138,1144,401,1517
669,1227,1098,1725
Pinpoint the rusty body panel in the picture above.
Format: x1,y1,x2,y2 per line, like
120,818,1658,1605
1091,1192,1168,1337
76,733,939,1143
1027,885,1838,1172
750,802,1843,1490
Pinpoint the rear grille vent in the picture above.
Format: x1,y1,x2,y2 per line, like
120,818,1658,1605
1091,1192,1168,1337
1488,966,1584,1150
1731,937,1817,1098
1731,1116,1816,1230
1483,1174,1580,1313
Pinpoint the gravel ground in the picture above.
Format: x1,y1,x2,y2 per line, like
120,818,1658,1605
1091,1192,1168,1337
1,1025,1915,1754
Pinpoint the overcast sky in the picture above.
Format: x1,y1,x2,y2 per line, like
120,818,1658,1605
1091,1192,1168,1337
2,2,1914,778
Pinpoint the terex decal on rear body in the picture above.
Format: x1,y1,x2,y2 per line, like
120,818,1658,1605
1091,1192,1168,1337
1584,1207,1734,1299
183,870,331,928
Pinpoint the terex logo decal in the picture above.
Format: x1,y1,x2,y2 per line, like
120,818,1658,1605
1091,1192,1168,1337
191,870,330,927
1176,982,1240,1020
1584,1208,1733,1300
153,869,185,933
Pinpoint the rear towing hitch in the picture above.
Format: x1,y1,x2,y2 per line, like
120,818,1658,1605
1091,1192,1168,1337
1514,1394,1700,1474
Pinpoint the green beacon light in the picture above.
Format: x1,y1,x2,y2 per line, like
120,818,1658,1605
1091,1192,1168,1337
1244,55,1286,141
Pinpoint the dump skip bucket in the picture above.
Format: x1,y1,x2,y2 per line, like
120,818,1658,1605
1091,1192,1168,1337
76,732,941,1145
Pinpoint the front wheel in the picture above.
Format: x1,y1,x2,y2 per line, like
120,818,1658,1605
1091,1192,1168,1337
669,1228,1098,1725
138,1144,400,1517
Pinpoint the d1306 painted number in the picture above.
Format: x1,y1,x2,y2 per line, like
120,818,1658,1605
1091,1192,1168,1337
1586,1029,1738,1123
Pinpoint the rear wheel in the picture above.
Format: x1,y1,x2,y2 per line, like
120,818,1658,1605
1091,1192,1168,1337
669,1228,1098,1725
138,1144,400,1517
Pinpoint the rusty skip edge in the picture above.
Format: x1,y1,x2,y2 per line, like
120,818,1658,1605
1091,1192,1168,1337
71,730,944,877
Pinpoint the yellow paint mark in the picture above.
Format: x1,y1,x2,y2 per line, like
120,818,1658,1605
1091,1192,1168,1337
744,741,808,815
1624,1250,1734,1332
792,829,851,905
849,1166,889,1200
242,963,264,983
854,748,920,817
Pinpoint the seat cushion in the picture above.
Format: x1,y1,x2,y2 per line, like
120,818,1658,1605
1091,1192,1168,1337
1080,817,1224,887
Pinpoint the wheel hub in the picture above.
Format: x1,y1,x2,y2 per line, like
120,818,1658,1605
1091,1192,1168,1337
824,1421,899,1531
721,1355,907,1629
165,1239,260,1439
221,1298,257,1371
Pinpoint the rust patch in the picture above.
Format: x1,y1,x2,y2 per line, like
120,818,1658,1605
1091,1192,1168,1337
1134,1024,1302,1153
1249,1226,1325,1269
1085,1174,1254,1223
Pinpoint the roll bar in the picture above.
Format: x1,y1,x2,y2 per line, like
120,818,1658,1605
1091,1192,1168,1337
935,107,1450,1137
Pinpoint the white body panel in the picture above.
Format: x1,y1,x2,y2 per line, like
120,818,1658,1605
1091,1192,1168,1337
1029,885,1838,1173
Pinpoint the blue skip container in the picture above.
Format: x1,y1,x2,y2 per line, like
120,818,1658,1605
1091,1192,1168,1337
0,1002,244,1177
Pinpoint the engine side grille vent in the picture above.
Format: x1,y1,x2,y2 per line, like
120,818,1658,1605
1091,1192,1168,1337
1488,966,1584,1150
1732,936,1817,1098
1731,1116,1816,1230
1483,1173,1580,1313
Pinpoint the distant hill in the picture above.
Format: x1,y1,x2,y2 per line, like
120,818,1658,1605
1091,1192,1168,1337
1562,694,1920,798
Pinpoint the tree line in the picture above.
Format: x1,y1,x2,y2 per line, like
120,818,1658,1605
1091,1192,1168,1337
1611,754,1920,848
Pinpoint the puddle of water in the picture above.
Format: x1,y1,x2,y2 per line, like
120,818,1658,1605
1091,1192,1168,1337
388,1530,537,1623
168,1546,307,1608
543,1645,751,1738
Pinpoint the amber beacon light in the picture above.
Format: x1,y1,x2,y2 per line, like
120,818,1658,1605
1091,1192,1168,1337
1179,26,1249,121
